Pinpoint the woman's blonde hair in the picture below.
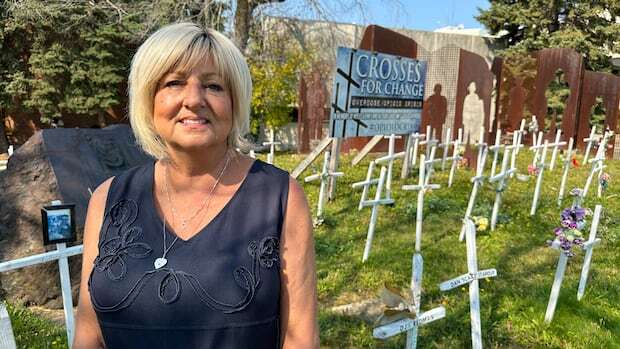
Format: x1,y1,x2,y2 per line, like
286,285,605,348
128,22,252,159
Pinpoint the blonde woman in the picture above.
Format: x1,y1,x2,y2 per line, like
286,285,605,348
73,22,318,348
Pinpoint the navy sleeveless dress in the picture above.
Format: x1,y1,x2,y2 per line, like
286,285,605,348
88,159,289,348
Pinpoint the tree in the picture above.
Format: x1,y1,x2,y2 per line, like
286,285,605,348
478,1,620,72
247,29,313,135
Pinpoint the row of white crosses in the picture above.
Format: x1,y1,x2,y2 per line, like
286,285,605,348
545,204,602,323
304,151,343,225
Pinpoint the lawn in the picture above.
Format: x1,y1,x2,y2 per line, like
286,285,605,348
8,148,620,348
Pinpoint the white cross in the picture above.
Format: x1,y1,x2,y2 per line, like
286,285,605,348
375,134,405,199
529,130,546,166
361,166,394,262
440,218,497,349
401,132,426,179
460,146,489,241
422,145,439,187
421,126,439,158
582,131,612,198
509,119,526,177
489,146,516,230
582,126,597,164
544,205,602,322
488,129,503,178
447,128,464,188
557,137,575,206
352,161,379,211
530,140,549,216
438,127,453,171
402,154,441,252
578,205,602,301
547,129,566,170
373,253,446,348
262,128,281,164
474,126,488,167
304,151,344,225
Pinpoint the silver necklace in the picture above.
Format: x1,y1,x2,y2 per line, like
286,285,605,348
154,152,231,270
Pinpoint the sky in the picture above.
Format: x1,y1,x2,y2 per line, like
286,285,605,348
263,0,491,32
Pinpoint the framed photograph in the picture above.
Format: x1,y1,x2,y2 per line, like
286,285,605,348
41,204,76,245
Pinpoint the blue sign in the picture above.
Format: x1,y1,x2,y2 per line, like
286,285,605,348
329,47,427,138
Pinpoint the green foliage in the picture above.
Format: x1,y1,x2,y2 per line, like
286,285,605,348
248,49,309,133
0,0,231,126
478,1,620,73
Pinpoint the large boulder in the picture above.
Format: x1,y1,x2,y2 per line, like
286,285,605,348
0,126,151,307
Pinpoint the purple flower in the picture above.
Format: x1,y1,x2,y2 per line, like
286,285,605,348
573,208,586,220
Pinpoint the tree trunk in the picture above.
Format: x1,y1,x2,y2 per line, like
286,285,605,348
0,112,9,153
234,0,285,53
234,0,252,53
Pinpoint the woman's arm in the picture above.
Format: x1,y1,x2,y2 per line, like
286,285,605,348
280,177,319,348
73,178,113,349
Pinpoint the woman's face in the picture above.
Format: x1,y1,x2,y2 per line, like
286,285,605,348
153,58,233,154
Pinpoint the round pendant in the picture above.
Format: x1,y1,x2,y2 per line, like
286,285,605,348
154,257,167,269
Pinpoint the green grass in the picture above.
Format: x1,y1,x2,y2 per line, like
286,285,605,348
276,150,620,349
10,149,620,348
6,302,67,349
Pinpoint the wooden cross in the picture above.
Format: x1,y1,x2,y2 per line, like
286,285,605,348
582,126,597,164
460,146,489,241
557,137,575,206
352,161,379,210
402,154,441,252
373,253,446,348
401,132,426,179
361,166,394,262
582,131,612,198
530,140,549,216
376,134,405,200
440,218,497,349
544,205,602,322
489,146,516,230
262,128,281,164
546,129,566,171
304,151,344,225
509,119,526,177
447,128,463,188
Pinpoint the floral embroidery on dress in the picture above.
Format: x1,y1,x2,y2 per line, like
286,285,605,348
93,200,153,280
248,236,280,269
91,200,279,314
